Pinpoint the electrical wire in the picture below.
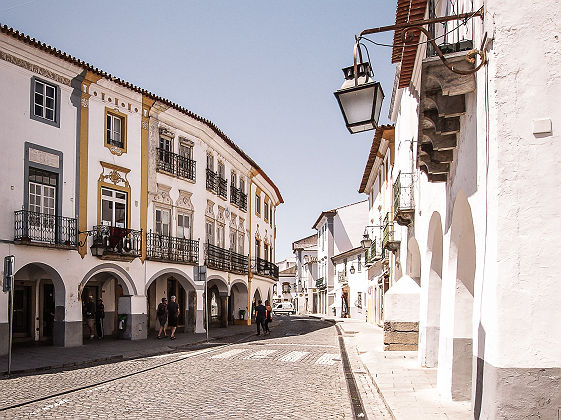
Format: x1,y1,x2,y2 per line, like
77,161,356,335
358,6,482,49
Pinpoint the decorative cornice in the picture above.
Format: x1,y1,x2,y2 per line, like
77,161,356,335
0,50,72,86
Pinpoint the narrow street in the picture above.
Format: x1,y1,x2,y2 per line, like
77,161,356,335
0,317,390,419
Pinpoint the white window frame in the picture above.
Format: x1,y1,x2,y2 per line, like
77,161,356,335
101,187,127,228
177,212,192,240
33,79,56,122
216,224,225,248
107,113,124,148
206,219,215,245
155,207,171,236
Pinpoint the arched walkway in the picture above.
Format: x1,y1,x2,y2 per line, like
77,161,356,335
13,262,65,346
423,212,444,367
146,269,197,335
406,237,421,286
439,192,476,400
229,280,248,323
207,275,229,328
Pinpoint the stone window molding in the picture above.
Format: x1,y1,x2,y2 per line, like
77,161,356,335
152,183,172,208
176,189,194,211
206,199,215,219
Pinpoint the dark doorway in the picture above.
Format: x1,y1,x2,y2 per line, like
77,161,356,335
42,283,55,339
13,285,32,337
167,277,186,330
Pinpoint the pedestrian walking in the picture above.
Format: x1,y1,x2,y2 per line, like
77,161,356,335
95,297,105,339
167,295,180,340
85,296,96,340
264,300,273,335
156,297,168,339
255,300,267,336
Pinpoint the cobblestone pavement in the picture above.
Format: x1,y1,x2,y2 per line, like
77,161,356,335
0,316,391,419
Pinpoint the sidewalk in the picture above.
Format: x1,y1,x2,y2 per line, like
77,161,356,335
312,315,471,420
0,324,255,376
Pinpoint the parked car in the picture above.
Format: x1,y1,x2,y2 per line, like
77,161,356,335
273,302,296,315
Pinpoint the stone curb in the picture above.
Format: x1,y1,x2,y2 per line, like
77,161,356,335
0,330,253,377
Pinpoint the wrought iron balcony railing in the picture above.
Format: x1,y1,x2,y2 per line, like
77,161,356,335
206,169,218,193
366,237,384,265
156,148,196,181
204,243,249,274
230,185,240,206
14,210,77,248
91,225,142,259
315,277,326,289
393,172,415,226
426,3,474,58
239,191,247,211
146,232,198,264
382,213,400,252
252,257,279,279
218,177,228,199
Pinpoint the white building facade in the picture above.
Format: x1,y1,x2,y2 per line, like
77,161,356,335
292,235,317,314
331,247,368,320
0,25,282,352
355,0,561,417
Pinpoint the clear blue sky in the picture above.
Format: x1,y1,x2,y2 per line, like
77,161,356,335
2,0,397,259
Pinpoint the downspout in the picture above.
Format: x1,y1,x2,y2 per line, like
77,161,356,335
246,169,256,325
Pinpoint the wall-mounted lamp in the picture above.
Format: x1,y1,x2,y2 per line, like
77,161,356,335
349,266,356,275
360,232,372,250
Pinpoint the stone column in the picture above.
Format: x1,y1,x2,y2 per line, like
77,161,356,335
194,289,206,334
118,296,147,340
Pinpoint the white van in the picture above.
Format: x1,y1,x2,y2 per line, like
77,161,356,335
272,302,296,315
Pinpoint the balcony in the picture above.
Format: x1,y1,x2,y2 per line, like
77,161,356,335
14,210,77,249
239,191,247,212
156,148,196,181
315,277,326,290
91,225,142,261
146,232,198,264
218,177,227,200
204,243,249,274
365,237,385,266
382,213,400,252
230,185,240,206
418,12,476,183
206,169,218,193
393,172,415,226
252,257,279,279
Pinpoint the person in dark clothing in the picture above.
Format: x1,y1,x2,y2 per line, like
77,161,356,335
85,296,96,339
95,298,105,339
264,300,272,335
156,297,168,339
167,295,180,340
254,300,267,336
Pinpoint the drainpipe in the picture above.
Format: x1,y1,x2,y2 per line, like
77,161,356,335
246,170,256,325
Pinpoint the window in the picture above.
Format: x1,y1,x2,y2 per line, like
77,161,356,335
255,194,261,215
155,208,170,236
101,187,127,228
264,243,269,261
282,283,290,293
159,137,172,165
177,213,191,239
207,154,214,171
28,168,57,240
238,233,244,254
239,178,245,193
270,207,273,225
205,220,215,245
358,255,362,272
231,172,237,186
230,231,237,253
31,78,59,126
179,143,192,160
218,162,225,179
217,224,225,248
264,201,269,222
106,111,125,149
255,239,261,259
357,292,362,308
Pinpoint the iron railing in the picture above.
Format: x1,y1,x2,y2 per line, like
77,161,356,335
366,237,384,264
146,232,198,264
393,172,415,214
92,225,142,258
382,213,399,251
14,210,77,247
252,257,279,279
315,277,325,289
426,0,474,58
218,177,228,199
230,185,240,206
206,169,218,193
239,191,247,211
205,243,249,274
156,148,196,181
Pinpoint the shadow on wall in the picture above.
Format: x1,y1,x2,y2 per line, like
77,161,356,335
473,323,486,418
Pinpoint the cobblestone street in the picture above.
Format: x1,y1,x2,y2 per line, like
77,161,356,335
0,317,390,419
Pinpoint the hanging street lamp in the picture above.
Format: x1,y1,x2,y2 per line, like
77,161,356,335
334,61,384,134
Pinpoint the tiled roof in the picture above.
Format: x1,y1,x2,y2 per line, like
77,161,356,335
390,0,428,88
0,24,283,204
358,125,395,194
